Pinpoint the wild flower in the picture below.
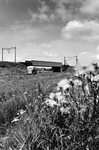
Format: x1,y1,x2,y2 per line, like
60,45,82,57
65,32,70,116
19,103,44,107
23,91,27,95
74,73,79,78
11,116,19,123
76,105,87,120
86,146,89,150
73,79,82,87
84,84,90,95
45,99,58,107
49,92,55,100
62,83,70,91
87,64,95,73
57,79,69,90
19,109,26,115
69,79,74,87
76,68,86,76
69,78,73,82
93,74,99,82
60,106,70,114
55,92,62,100
55,92,66,104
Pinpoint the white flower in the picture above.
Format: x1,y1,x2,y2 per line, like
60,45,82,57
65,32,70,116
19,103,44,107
84,84,90,95
55,92,61,96
86,146,89,150
60,107,65,114
93,75,99,82
45,99,58,107
60,98,68,104
74,73,79,77
78,105,87,120
55,92,62,100
87,64,95,73
49,92,55,99
11,117,19,123
55,92,66,103
58,79,69,88
63,84,70,90
69,79,73,82
20,109,26,115
57,79,70,91
60,106,70,114
77,69,86,76
73,79,82,87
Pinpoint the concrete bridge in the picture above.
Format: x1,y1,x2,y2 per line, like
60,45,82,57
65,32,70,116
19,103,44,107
25,60,62,72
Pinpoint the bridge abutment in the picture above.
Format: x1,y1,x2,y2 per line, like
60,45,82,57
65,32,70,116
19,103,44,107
52,67,62,72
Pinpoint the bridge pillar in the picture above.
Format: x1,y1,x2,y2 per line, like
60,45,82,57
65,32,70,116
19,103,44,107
52,67,62,72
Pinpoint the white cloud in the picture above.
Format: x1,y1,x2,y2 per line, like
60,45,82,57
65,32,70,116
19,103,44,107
80,0,99,15
28,1,56,22
52,0,99,21
38,1,49,13
79,51,99,65
96,55,99,59
79,51,97,65
79,51,88,56
65,20,83,30
96,46,99,51
43,52,58,57
62,20,99,41
96,45,99,60
55,5,67,22
28,10,48,22
52,0,83,21
41,43,51,48
11,25,43,41
79,51,95,58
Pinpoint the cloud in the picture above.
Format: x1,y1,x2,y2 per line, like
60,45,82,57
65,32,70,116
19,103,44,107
52,0,82,6
41,43,51,48
55,5,70,22
51,0,83,21
79,51,95,58
9,23,44,41
96,46,99,52
38,1,49,13
79,51,99,65
80,0,99,15
51,0,99,22
96,55,99,60
62,20,99,41
79,51,97,65
28,1,56,22
43,52,58,57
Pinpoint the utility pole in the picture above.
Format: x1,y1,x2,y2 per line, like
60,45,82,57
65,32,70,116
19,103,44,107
11,47,16,62
15,47,16,62
76,56,78,67
64,56,68,65
2,48,3,62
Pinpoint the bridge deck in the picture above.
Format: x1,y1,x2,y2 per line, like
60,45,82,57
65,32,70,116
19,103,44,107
25,60,62,67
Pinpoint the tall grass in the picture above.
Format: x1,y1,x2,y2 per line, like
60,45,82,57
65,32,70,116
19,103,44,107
1,64,99,149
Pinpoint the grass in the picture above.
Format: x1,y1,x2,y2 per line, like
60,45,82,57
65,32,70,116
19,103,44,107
2,65,99,149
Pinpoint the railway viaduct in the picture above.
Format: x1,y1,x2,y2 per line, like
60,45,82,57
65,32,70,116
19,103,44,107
25,60,62,72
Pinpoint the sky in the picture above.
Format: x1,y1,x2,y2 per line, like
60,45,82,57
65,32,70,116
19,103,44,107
1,0,99,66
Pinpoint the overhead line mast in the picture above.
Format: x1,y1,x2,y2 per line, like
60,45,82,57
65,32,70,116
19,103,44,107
64,56,78,67
2,47,16,62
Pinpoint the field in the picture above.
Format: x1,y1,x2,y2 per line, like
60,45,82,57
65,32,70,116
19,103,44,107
0,64,99,150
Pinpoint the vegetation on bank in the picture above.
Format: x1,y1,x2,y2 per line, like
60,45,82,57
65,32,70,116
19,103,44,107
0,64,99,149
